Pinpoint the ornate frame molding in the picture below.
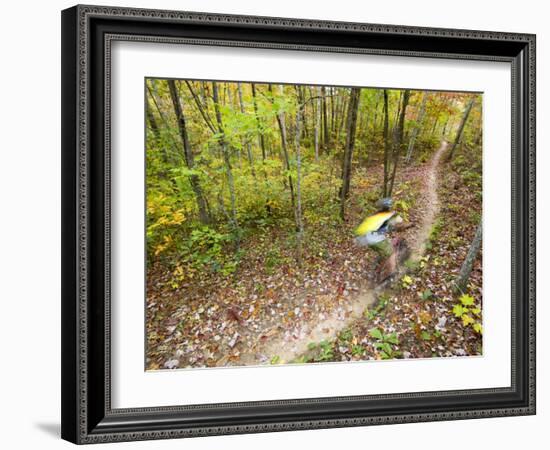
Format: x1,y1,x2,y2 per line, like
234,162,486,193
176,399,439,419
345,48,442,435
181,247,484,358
61,4,536,444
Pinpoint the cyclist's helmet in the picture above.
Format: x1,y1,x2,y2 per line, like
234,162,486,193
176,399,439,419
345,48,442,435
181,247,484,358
376,197,393,211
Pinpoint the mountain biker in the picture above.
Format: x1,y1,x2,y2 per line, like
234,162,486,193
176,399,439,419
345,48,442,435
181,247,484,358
355,198,411,282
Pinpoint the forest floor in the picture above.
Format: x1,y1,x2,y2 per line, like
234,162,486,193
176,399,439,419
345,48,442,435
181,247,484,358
146,141,483,370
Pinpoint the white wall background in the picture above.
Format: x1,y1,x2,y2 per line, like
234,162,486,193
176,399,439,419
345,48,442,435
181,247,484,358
0,0,545,448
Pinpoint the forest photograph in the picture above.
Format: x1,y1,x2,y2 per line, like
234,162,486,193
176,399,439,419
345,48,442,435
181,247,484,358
145,78,483,371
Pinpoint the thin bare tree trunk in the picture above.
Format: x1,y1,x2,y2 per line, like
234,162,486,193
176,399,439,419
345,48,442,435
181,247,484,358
454,222,482,292
330,87,336,137
294,97,304,264
295,107,304,234
475,126,483,146
167,80,210,225
145,86,171,177
250,83,272,215
441,118,450,138
394,90,403,124
270,85,297,217
147,81,180,164
382,90,391,197
251,83,266,161
212,82,239,237
388,90,411,197
321,86,329,150
296,86,308,140
314,86,321,162
184,81,217,134
446,97,476,162
431,117,439,135
336,92,348,148
237,83,255,176
226,84,233,108
372,90,382,133
405,92,428,163
339,87,361,219
146,97,160,140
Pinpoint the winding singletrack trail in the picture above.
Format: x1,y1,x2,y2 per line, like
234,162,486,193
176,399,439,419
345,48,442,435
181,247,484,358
409,140,447,259
245,141,448,365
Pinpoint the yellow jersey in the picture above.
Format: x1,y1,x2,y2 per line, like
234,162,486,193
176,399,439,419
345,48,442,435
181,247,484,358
355,211,395,236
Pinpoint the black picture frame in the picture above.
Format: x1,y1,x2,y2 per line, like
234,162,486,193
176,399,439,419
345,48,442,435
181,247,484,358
61,4,536,444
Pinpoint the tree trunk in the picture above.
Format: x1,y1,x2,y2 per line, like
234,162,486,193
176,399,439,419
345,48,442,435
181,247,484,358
147,81,179,164
146,97,160,141
271,85,297,215
184,81,217,134
405,92,428,163
394,90,403,124
145,91,170,167
475,127,483,146
167,80,210,225
441,117,450,138
382,90,391,197
454,222,482,292
251,83,266,161
145,86,172,177
314,86,321,161
447,97,475,162
226,84,233,107
321,86,329,150
212,82,239,236
431,117,439,136
296,86,308,140
237,83,255,176
372,90,382,133
336,92,348,148
294,100,304,264
388,90,411,197
251,83,272,215
339,87,361,219
330,87,336,136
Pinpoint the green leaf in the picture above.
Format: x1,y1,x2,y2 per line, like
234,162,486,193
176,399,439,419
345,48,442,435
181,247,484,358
462,314,475,326
471,307,481,316
452,304,466,318
351,345,365,356
421,289,433,300
473,323,483,334
339,329,353,342
421,331,432,341
381,343,392,354
460,294,475,306
369,328,384,340
386,333,399,345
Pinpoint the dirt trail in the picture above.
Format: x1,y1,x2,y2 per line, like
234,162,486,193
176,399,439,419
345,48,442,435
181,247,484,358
409,140,447,259
248,141,448,365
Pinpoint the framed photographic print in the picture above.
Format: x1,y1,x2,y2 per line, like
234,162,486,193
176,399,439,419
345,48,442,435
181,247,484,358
61,4,536,444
